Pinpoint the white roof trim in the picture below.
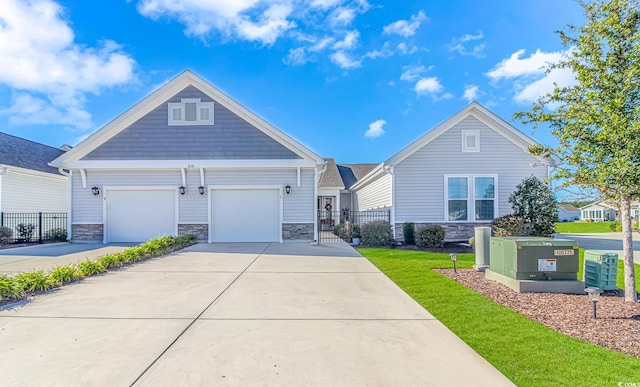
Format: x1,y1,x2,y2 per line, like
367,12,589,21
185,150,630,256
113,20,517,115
385,102,561,166
50,70,324,168
349,163,385,191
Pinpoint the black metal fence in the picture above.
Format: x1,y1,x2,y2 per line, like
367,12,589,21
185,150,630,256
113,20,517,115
0,212,68,245
318,210,390,242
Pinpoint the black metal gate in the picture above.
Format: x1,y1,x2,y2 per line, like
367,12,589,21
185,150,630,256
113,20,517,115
317,210,390,243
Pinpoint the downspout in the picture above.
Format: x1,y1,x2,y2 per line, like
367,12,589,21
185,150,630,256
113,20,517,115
0,167,6,214
57,168,72,243
313,163,328,244
383,164,396,238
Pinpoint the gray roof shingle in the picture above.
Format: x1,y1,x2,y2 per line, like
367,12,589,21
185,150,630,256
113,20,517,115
0,132,66,175
318,158,345,188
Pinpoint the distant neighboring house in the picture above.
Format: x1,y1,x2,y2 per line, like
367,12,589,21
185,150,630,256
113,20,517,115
558,203,580,222
50,70,325,244
579,200,640,222
580,201,616,222
0,132,68,213
349,102,560,241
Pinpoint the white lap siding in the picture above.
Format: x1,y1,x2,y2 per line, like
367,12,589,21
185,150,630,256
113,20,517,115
1,169,67,213
352,173,392,211
394,116,547,223
71,168,315,225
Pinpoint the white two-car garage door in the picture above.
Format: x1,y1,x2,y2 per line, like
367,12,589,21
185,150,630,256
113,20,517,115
106,189,176,243
210,188,281,242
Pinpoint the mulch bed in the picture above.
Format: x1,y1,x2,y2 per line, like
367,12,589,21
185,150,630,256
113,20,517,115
435,268,640,358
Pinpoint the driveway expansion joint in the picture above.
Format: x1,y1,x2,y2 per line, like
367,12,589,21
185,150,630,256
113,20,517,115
129,243,271,386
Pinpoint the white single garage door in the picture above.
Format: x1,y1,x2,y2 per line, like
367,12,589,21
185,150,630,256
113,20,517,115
106,189,176,243
211,188,280,242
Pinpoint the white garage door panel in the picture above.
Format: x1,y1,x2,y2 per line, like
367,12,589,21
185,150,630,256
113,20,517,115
211,189,280,242
107,190,176,243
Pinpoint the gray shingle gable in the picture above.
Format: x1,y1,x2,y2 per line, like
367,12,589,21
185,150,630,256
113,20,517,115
82,86,301,160
0,132,65,175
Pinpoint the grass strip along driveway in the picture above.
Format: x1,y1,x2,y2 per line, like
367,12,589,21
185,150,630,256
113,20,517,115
359,248,640,386
555,221,617,233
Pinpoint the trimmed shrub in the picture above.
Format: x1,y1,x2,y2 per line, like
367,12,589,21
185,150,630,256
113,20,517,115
403,222,415,245
16,223,35,242
44,227,67,242
415,225,445,248
361,220,393,247
49,265,77,285
0,227,12,244
13,270,51,292
610,221,622,232
492,215,525,237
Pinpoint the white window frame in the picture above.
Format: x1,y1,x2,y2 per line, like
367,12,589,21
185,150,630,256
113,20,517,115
444,174,498,223
168,98,214,126
461,130,480,152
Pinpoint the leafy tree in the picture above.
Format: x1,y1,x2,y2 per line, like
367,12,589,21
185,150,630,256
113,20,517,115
516,0,640,301
509,176,558,237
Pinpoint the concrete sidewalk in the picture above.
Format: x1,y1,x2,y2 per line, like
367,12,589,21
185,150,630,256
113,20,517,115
0,242,513,386
0,243,131,275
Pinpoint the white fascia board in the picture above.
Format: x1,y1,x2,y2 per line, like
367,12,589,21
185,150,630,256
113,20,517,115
348,163,385,191
384,102,560,167
63,159,317,170
51,70,324,168
0,164,68,180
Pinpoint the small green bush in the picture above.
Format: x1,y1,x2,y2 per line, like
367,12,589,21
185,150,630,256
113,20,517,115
0,227,13,244
97,254,124,269
16,223,35,242
75,259,105,277
492,215,525,237
610,221,622,232
415,225,445,248
333,223,347,239
44,227,67,241
361,220,393,247
0,274,22,300
403,222,415,245
49,265,77,285
469,236,475,247
352,224,361,239
13,270,51,292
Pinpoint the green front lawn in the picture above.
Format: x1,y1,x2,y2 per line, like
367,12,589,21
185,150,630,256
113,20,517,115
555,221,615,233
359,248,640,386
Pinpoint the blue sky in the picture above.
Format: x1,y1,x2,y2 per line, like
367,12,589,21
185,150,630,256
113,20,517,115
0,0,584,167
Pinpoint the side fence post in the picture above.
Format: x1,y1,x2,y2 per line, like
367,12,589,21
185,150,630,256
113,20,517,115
38,212,43,244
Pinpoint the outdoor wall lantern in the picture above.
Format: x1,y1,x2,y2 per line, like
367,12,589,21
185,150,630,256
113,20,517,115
585,287,603,319
450,253,457,273
91,186,100,196
285,185,291,195
179,186,186,195
198,186,205,195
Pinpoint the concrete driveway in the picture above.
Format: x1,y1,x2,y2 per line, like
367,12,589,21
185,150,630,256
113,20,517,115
0,242,512,386
0,243,132,275
555,232,640,264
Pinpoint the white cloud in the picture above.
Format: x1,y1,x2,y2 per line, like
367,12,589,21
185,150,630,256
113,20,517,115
328,6,356,26
487,49,576,103
332,30,359,50
283,47,309,66
365,119,386,138
396,42,418,55
486,49,564,79
400,64,432,82
310,0,342,9
0,0,136,129
137,0,296,45
447,30,485,57
383,10,427,37
365,41,393,59
462,85,479,102
330,51,361,69
414,77,443,96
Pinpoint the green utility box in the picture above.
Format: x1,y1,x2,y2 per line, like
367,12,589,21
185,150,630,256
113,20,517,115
584,250,618,290
490,237,579,280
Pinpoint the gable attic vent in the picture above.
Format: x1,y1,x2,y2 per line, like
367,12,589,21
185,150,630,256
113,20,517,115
462,130,480,152
168,98,214,126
